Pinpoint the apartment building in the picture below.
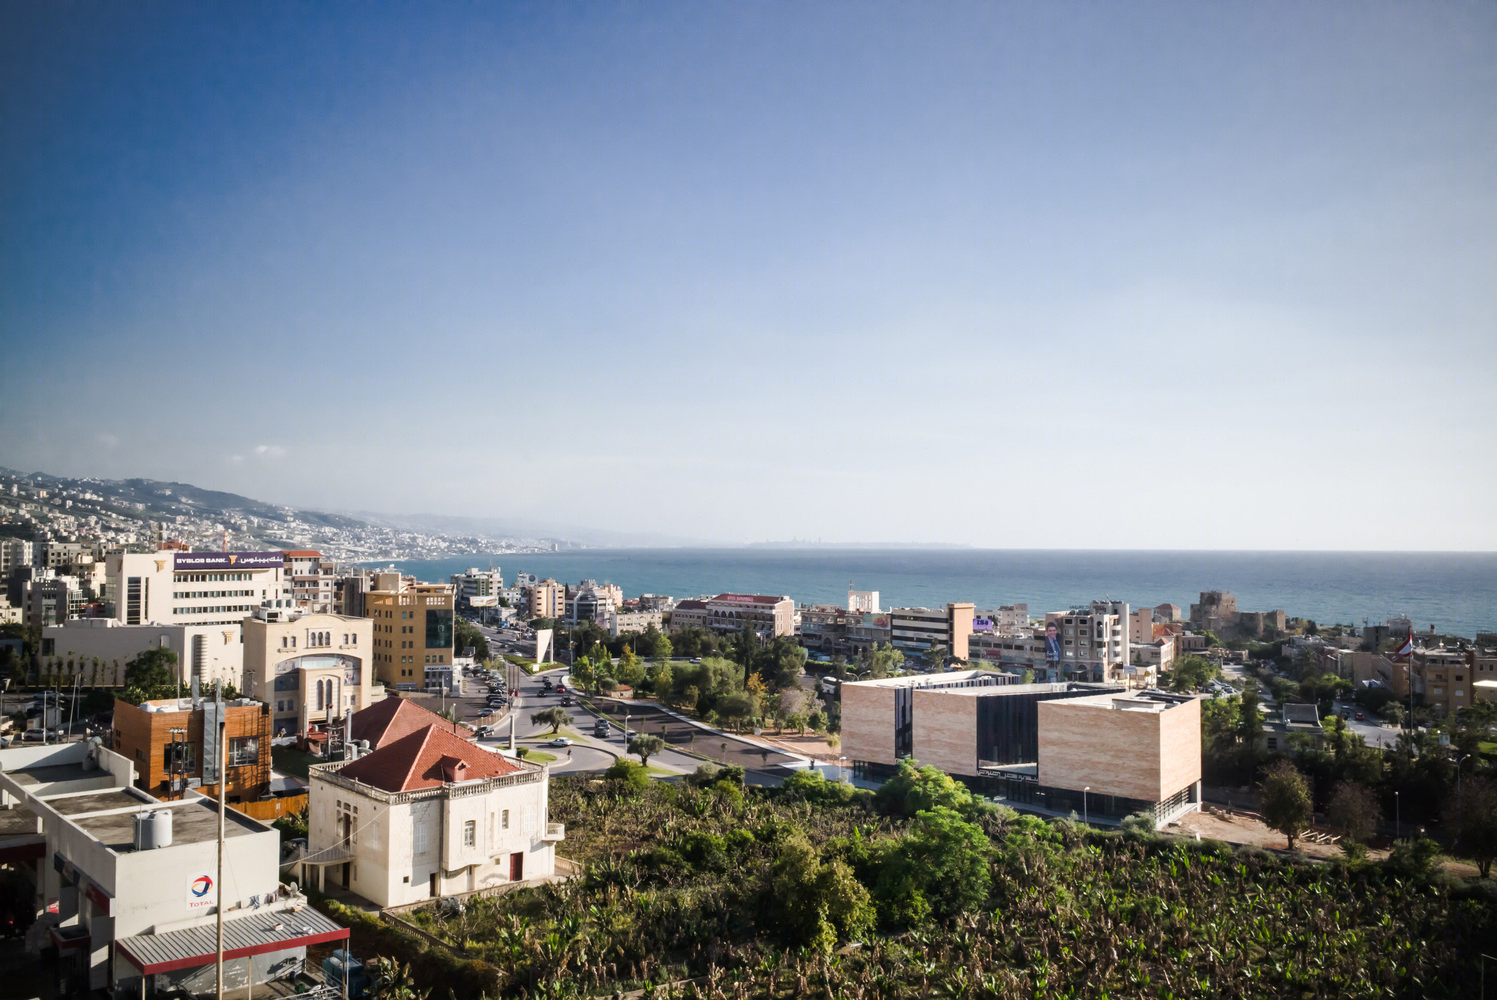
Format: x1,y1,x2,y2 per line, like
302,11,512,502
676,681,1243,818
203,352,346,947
299,722,561,906
847,589,880,614
889,603,976,661
700,594,796,638
450,567,504,609
565,581,619,626
285,550,337,613
242,605,376,738
526,579,565,620
609,608,665,638
365,580,455,691
1045,601,1130,684
0,538,33,576
842,672,1201,827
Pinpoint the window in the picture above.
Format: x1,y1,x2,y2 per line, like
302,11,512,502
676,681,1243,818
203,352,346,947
228,737,259,767
463,820,476,847
501,809,510,830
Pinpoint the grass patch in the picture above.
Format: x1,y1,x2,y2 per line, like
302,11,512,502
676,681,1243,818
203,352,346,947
271,745,320,781
520,750,557,764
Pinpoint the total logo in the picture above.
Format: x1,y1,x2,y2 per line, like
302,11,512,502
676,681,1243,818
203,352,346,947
186,874,215,908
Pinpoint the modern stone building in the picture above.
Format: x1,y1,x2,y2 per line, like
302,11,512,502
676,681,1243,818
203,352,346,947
842,671,1201,826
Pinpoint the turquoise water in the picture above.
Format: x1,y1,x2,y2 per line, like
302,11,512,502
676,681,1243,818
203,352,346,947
373,549,1497,638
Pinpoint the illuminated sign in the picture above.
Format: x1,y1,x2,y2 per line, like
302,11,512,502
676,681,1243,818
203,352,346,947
175,551,284,571
972,618,994,632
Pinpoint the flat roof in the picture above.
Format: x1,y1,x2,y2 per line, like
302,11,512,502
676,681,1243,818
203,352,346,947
0,805,40,839
41,791,264,852
7,762,98,789
846,669,1006,690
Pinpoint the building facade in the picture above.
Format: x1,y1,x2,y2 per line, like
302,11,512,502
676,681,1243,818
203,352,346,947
243,605,376,737
112,693,273,803
366,581,455,691
41,618,244,689
889,603,976,661
302,724,561,907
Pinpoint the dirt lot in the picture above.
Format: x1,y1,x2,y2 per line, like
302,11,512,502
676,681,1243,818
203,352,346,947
1174,807,1393,861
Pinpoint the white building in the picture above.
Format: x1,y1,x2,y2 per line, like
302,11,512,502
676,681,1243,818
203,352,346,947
451,567,504,609
105,550,290,628
41,618,245,689
0,740,346,995
299,722,562,908
609,608,665,638
847,589,880,614
242,604,377,739
1046,600,1131,685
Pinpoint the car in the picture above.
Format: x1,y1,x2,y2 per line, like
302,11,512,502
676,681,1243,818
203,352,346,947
549,737,573,747
1355,712,1367,721
592,722,610,736
556,683,567,693
475,725,495,737
560,697,573,706
21,729,53,743
622,729,637,739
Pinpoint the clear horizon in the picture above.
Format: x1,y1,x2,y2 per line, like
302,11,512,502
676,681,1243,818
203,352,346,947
3,3,1493,550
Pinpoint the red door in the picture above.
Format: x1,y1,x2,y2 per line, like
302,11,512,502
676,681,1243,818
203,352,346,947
509,852,523,881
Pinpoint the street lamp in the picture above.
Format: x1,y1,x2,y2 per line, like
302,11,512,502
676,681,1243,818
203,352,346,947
1083,787,1091,826
1459,754,1474,796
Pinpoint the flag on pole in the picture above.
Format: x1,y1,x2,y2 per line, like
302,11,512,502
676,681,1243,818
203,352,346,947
1393,630,1414,659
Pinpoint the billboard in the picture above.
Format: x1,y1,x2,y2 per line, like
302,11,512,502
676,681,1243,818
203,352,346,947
174,551,284,571
469,595,499,608
1044,618,1062,662
972,617,994,633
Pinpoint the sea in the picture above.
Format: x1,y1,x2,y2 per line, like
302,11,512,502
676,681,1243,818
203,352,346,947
369,549,1497,639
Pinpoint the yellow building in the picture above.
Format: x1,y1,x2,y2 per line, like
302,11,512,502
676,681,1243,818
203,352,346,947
365,581,455,691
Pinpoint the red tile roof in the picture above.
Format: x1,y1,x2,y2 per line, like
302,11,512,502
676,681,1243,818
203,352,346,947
349,697,472,750
284,550,323,558
674,600,708,610
336,724,521,793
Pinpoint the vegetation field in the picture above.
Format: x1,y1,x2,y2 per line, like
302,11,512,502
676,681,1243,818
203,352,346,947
389,763,1497,999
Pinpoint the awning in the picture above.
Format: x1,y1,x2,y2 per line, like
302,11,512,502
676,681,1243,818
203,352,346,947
116,905,349,975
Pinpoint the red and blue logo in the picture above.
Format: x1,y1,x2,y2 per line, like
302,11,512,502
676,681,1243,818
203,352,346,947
190,875,213,898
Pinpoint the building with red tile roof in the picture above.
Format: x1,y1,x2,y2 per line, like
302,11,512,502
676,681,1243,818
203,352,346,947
347,695,471,751
303,723,560,907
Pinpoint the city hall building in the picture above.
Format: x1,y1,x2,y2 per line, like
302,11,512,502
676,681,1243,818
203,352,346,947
841,671,1201,827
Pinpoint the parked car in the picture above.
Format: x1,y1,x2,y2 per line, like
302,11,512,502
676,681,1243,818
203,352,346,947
21,729,54,743
1355,712,1367,720
623,729,637,740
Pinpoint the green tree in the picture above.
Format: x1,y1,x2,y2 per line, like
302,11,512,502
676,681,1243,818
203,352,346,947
614,644,645,688
874,758,974,817
865,643,904,680
882,806,992,923
628,734,665,765
1259,758,1313,850
1443,776,1497,878
604,758,650,790
1167,654,1220,692
530,707,572,734
924,643,947,671
453,618,489,661
120,647,179,703
1326,780,1380,847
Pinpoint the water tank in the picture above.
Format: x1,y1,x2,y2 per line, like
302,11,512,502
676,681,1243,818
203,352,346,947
134,810,174,850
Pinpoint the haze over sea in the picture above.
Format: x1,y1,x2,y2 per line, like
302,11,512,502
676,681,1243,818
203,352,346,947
375,549,1497,639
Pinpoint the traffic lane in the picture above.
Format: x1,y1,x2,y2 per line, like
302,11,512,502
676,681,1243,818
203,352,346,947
584,701,801,771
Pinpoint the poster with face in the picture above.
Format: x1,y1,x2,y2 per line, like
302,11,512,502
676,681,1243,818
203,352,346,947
1045,621,1062,662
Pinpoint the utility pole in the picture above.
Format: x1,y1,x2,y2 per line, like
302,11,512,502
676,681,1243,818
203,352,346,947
215,681,227,1000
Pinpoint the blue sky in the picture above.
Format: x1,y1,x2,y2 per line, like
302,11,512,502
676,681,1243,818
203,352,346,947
2,3,1493,549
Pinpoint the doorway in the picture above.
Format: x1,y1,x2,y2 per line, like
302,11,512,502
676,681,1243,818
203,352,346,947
509,852,523,881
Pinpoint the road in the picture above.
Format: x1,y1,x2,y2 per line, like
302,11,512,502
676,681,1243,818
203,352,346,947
460,618,802,782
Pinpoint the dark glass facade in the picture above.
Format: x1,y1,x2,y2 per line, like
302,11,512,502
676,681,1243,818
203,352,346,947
426,608,453,650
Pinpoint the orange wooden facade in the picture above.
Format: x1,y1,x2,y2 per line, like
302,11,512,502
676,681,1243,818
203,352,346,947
112,697,273,803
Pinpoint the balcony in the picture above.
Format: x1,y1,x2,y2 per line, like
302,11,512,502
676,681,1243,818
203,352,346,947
542,822,565,842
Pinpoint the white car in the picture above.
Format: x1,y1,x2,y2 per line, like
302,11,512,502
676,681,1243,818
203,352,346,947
549,737,573,748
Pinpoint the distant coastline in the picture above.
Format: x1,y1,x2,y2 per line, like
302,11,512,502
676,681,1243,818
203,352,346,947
371,547,1497,639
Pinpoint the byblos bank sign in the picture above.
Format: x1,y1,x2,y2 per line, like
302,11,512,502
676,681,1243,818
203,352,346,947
174,551,285,571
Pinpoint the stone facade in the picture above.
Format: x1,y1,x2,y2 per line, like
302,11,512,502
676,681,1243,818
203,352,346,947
1037,694,1201,803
